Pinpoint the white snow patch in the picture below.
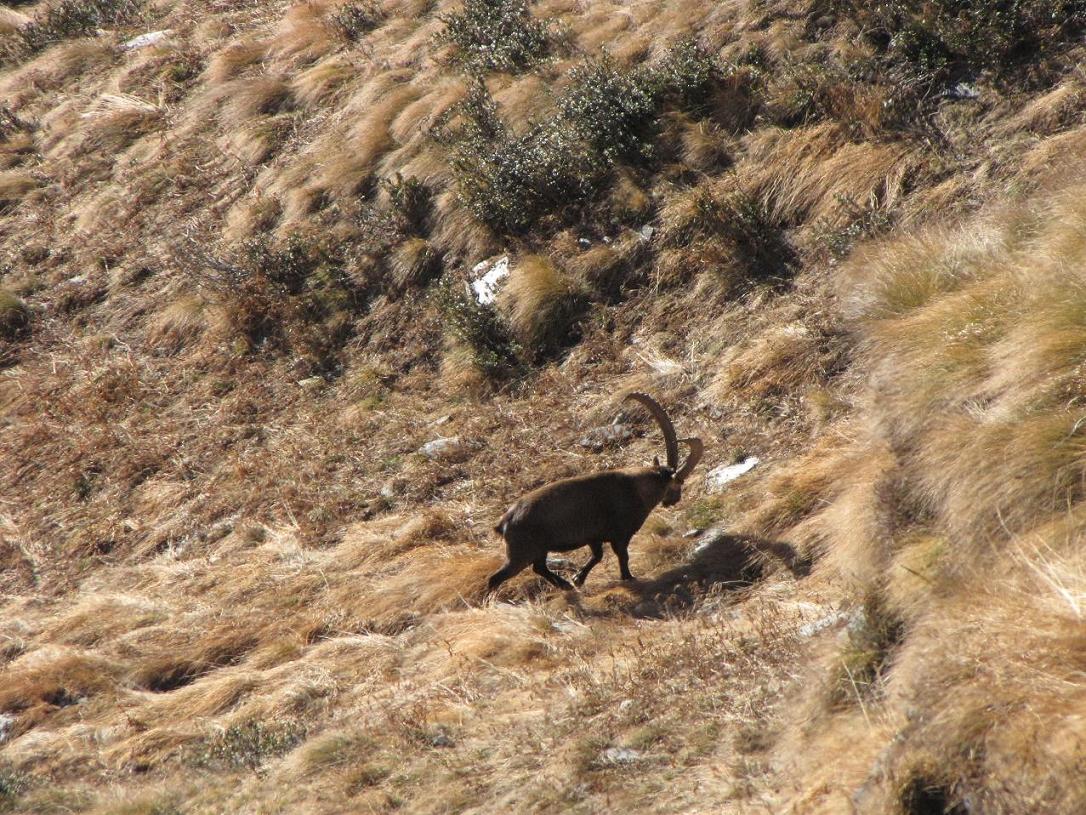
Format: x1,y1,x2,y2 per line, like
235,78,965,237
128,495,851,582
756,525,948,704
470,256,510,305
122,30,172,50
705,457,760,492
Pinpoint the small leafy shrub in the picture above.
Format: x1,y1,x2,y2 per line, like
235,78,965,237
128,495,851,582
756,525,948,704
0,106,31,139
816,193,893,261
559,58,658,164
186,721,306,772
830,0,1086,85
7,0,143,59
183,233,359,371
439,0,549,75
436,275,522,379
0,289,30,341
438,42,720,234
0,766,28,809
328,1,383,42
691,185,794,283
382,173,432,236
356,174,434,254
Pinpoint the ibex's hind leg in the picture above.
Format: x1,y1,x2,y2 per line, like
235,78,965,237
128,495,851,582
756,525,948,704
487,558,530,593
533,557,573,590
611,537,634,581
574,541,604,587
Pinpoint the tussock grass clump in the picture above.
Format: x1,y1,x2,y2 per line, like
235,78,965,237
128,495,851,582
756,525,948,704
439,0,549,75
0,288,29,341
497,254,586,359
0,171,37,213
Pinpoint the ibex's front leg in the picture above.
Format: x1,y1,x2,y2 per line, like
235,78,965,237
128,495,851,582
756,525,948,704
611,536,634,581
574,541,604,587
532,558,573,590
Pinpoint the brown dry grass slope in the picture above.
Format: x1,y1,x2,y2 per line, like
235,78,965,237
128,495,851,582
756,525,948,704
2,0,1086,812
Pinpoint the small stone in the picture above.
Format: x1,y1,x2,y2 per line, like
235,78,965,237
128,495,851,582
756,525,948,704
638,224,655,242
418,436,465,461
578,423,633,451
598,747,645,766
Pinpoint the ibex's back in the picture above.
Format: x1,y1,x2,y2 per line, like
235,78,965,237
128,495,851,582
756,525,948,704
488,394,704,593
495,467,673,549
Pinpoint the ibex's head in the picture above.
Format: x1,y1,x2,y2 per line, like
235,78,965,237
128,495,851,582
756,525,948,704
625,393,705,506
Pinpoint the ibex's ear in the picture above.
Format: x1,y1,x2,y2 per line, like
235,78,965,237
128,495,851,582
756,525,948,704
653,455,660,467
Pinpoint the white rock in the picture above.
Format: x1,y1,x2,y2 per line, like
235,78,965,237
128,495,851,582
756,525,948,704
578,423,632,451
470,256,510,305
705,457,760,492
638,224,655,242
121,29,172,50
418,436,464,460
0,713,14,743
598,747,646,766
798,610,850,638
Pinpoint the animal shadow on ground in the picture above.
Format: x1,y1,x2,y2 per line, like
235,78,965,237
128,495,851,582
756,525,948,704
618,530,810,619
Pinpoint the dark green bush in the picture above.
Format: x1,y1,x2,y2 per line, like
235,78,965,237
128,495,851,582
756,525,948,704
6,0,143,60
559,58,658,164
831,0,1086,84
438,42,720,234
816,193,893,261
328,1,383,41
186,722,306,772
0,766,28,811
440,0,549,75
436,276,522,379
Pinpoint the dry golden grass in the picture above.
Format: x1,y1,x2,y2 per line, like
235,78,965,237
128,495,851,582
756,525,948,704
0,170,37,211
497,254,584,355
2,0,1086,812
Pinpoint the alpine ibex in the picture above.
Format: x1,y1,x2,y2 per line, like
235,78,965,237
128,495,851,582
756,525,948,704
487,393,704,592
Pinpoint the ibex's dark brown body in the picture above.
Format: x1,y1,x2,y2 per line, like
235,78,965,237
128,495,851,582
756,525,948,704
488,394,704,592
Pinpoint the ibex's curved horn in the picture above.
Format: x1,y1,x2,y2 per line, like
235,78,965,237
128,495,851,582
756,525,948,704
675,437,704,483
625,393,678,470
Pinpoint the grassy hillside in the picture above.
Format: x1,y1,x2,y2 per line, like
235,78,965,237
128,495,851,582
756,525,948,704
2,0,1085,812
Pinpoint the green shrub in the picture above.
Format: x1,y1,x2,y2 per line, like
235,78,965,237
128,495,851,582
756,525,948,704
328,1,383,42
0,106,30,140
831,0,1086,85
0,289,30,341
685,184,795,283
815,193,894,261
436,276,522,379
186,721,306,772
440,0,549,75
438,42,720,234
0,767,28,811
559,58,658,164
7,0,144,59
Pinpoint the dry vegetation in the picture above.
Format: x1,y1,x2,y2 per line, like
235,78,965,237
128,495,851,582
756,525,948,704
2,0,1086,812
